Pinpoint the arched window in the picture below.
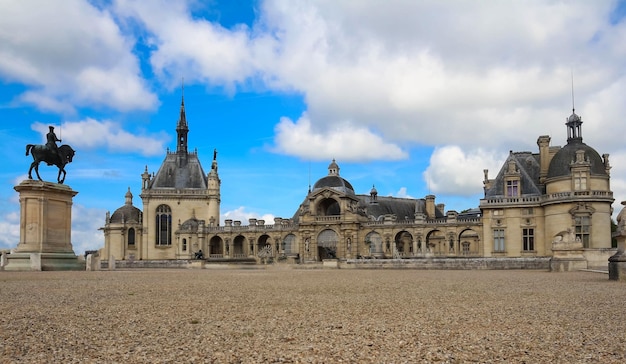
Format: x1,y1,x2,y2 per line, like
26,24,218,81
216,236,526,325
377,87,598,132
155,205,172,246
182,238,187,251
128,228,135,246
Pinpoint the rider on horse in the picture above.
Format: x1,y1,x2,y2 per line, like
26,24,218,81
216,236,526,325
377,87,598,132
46,126,62,164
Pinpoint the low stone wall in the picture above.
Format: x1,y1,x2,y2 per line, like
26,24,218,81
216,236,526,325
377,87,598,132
101,260,194,269
341,257,551,270
584,248,617,269
101,257,553,270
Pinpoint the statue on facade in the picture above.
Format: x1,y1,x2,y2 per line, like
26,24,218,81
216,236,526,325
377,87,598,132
26,126,75,184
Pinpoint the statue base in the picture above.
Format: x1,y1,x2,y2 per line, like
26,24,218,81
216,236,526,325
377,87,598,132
608,236,626,281
4,252,84,271
549,257,587,272
5,180,83,271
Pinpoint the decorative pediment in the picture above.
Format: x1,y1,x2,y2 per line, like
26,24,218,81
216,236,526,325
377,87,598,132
569,202,595,215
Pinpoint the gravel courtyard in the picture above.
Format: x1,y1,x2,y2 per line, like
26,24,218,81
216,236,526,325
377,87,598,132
1,268,624,363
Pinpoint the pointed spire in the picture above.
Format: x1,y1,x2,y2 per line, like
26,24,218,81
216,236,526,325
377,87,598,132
176,79,189,153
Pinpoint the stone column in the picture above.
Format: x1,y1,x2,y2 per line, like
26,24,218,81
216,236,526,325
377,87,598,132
5,180,84,271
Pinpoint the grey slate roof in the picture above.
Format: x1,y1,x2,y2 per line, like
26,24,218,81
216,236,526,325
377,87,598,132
313,175,355,195
547,139,607,179
485,152,542,198
110,204,141,224
150,153,208,189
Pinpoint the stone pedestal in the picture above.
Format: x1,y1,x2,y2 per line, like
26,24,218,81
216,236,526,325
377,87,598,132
549,229,587,272
5,180,84,271
608,236,626,281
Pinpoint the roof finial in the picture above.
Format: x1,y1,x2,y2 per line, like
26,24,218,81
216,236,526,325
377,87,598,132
181,77,185,105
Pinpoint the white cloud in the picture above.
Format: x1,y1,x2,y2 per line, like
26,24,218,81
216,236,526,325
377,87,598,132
31,119,167,156
271,114,407,161
222,206,275,225
424,146,504,196
71,204,107,255
0,211,20,250
394,187,413,199
110,1,626,160
0,0,157,112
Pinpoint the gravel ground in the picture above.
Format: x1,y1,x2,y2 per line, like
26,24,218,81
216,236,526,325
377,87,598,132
1,268,625,363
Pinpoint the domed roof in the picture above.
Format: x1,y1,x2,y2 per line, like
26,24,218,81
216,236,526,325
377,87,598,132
313,175,355,194
567,111,581,123
110,204,141,224
547,140,607,179
312,160,355,195
110,188,141,224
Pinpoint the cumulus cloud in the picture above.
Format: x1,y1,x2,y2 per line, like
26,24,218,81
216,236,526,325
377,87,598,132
222,206,275,225
271,114,407,161
424,146,505,196
0,211,20,250
71,204,106,254
31,119,167,156
0,0,157,112
394,187,413,199
110,1,626,160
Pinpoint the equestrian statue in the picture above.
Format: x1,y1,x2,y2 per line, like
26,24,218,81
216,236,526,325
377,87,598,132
26,126,75,184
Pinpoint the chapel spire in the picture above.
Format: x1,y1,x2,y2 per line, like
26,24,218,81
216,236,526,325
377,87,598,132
176,81,189,154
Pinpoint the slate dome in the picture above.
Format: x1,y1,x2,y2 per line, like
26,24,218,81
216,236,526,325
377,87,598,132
110,188,141,223
312,159,355,195
547,140,607,179
110,204,141,223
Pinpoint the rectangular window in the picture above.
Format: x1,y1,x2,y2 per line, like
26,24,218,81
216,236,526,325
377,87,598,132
506,180,519,197
574,171,587,190
522,228,535,251
493,229,505,252
575,216,591,248
522,208,534,215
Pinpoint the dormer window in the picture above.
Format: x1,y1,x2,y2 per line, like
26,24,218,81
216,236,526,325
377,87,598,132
506,179,519,197
573,171,587,191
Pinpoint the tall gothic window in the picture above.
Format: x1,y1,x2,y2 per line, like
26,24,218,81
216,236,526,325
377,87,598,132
575,216,590,248
493,229,505,252
522,228,534,251
156,205,172,246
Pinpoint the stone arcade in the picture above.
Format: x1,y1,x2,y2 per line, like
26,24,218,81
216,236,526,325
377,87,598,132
101,96,616,270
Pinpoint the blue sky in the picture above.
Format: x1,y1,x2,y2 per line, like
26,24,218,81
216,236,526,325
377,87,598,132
2,0,626,254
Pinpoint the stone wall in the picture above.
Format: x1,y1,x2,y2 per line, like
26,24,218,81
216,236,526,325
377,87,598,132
101,257,553,270
341,257,551,270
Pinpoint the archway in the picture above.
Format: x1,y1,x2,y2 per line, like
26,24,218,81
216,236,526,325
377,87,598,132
257,234,272,257
209,236,223,258
317,229,338,259
426,230,446,255
394,231,413,257
233,235,246,258
458,229,480,256
365,231,383,257
282,234,296,255
317,198,340,216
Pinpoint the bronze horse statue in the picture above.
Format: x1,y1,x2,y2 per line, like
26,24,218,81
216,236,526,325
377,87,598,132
26,144,75,184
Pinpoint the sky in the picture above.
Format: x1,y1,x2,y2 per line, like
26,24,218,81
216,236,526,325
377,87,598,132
1,0,626,255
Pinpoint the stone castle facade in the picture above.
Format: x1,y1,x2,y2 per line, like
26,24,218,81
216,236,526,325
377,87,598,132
100,96,616,268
